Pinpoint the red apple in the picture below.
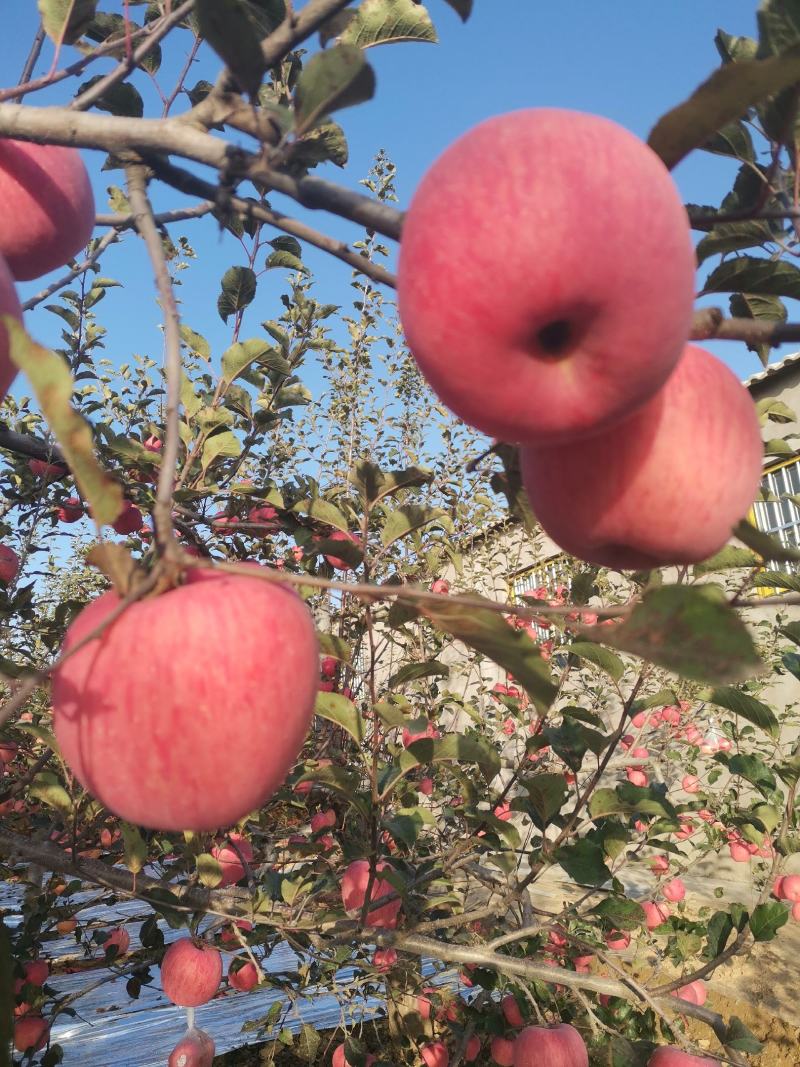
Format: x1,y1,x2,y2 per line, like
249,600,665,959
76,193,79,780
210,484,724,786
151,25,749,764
682,775,700,794
28,458,67,481
340,859,402,928
321,530,362,570
419,776,434,796
464,1035,481,1062
421,1042,449,1067
0,141,94,280
57,496,83,522
0,253,22,399
647,1049,716,1067
51,569,319,830
228,958,259,992
22,960,49,987
779,874,800,901
332,1045,376,1067
168,1027,216,1067
729,842,750,863
662,879,686,903
792,901,800,921
0,544,19,583
398,109,694,445
674,980,706,1006
513,1024,588,1066
502,993,524,1028
144,435,162,452
626,768,648,788
211,833,253,887
605,930,630,952
160,938,221,1007
103,927,130,956
642,901,670,930
0,740,18,763
14,1014,49,1053
248,504,280,530
491,1036,516,1066
520,345,763,569
321,656,338,679
430,579,450,595
403,722,440,747
372,948,398,972
311,809,337,833
111,500,143,535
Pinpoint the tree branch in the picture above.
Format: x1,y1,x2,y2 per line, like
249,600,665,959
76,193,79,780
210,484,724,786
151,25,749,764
21,228,119,312
691,306,800,346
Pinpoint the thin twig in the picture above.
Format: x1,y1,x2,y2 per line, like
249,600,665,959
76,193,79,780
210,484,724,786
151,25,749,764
125,163,182,560
19,23,46,86
21,229,119,312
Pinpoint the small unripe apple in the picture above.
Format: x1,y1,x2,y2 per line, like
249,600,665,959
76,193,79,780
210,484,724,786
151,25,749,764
647,1049,716,1067
662,878,686,903
51,570,319,830
398,109,694,445
421,1041,449,1067
103,927,130,956
513,1024,588,1066
340,859,402,928
491,1035,516,1066
520,345,763,569
168,1027,216,1067
0,544,19,583
13,1014,49,1053
502,993,524,1028
228,958,259,991
57,496,84,523
0,141,95,280
211,833,253,887
160,938,221,1007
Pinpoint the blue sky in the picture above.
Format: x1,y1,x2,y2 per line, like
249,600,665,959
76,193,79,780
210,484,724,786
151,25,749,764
0,0,775,397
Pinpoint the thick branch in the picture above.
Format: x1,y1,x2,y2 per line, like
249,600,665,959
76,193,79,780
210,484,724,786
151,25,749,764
691,306,800,346
0,103,404,240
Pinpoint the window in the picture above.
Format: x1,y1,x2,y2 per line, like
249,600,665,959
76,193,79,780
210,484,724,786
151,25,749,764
510,554,573,643
752,457,800,573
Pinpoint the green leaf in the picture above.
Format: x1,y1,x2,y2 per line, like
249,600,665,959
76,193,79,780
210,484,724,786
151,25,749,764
756,570,800,592
543,719,607,771
695,220,774,265
729,291,788,366
703,255,800,299
294,44,375,135
615,783,678,820
222,339,276,384
724,1016,764,1055
555,840,610,887
195,0,266,97
587,585,763,684
269,236,302,258
749,901,789,941
295,764,368,817
707,686,780,737
5,319,122,525
692,546,760,575
76,75,144,117
304,498,351,532
39,0,97,43
592,897,645,931
266,250,307,273
297,1022,321,1063
196,852,223,888
350,461,433,504
722,752,777,792
702,119,756,161
387,660,449,688
120,822,147,875
442,0,472,19
201,431,241,471
758,0,800,56
340,0,438,48
316,633,351,665
30,773,71,813
568,641,625,683
217,267,257,322
397,733,500,783
416,594,557,713
315,691,364,746
380,505,451,548
716,29,759,63
383,811,424,849
781,620,800,645
180,324,211,359
735,518,800,561
648,43,800,169
522,773,567,829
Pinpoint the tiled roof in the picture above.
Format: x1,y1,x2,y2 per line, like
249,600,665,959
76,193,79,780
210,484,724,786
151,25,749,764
744,350,800,388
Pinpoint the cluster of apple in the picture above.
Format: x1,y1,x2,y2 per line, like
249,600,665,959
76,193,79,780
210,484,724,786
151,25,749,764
398,109,763,569
0,139,95,400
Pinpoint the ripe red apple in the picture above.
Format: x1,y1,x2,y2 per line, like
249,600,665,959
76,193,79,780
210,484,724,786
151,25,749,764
647,1049,716,1067
57,496,84,523
103,927,130,956
371,948,398,972
642,901,670,930
0,253,22,399
248,504,280,530
0,740,18,762
682,776,700,794
111,500,143,535
502,993,524,1028
28,458,67,481
0,141,95,280
0,544,19,583
491,1036,516,1065
340,859,402,928
168,1027,216,1067
160,938,221,1007
605,930,630,951
211,833,253,886
22,960,49,987
520,345,763,569
421,1042,449,1067
419,776,434,796
228,958,259,992
779,874,800,901
398,109,694,445
144,435,162,452
464,1035,481,1062
321,656,338,679
403,722,440,747
513,1024,588,1066
51,569,319,830
430,579,450,595
321,530,362,570
626,768,648,787
662,878,686,903
674,980,706,1006
14,1014,49,1053
311,809,337,833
